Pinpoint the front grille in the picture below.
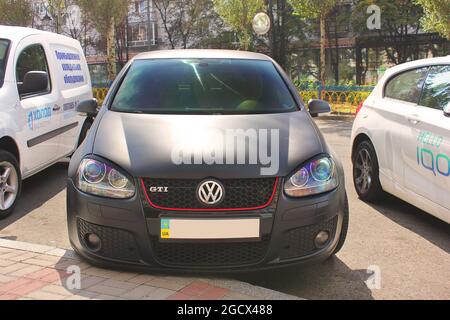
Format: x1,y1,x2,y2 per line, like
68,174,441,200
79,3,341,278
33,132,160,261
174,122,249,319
142,178,277,210
151,240,269,267
77,219,140,262
280,217,339,260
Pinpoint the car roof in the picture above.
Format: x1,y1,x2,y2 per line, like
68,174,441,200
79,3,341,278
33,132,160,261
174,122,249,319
384,56,450,78
134,49,272,61
0,25,73,43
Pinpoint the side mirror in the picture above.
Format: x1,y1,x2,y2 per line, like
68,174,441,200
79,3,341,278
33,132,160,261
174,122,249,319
308,99,331,116
444,103,450,118
19,71,49,96
77,99,99,118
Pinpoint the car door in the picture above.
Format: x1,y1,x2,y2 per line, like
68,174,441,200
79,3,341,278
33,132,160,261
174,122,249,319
49,42,91,157
382,67,430,189
410,65,450,215
15,37,61,176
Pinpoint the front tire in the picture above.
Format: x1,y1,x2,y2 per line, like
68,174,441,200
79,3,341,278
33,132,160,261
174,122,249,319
352,140,383,202
0,151,21,220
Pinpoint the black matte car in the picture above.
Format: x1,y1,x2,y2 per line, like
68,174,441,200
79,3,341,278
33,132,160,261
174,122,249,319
68,50,349,271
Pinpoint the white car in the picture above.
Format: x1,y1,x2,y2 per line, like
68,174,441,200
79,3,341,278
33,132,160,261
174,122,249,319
0,26,93,218
351,56,449,224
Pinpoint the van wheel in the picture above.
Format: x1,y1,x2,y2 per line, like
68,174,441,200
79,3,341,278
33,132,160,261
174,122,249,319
0,151,21,220
332,194,349,256
353,140,383,202
78,119,93,147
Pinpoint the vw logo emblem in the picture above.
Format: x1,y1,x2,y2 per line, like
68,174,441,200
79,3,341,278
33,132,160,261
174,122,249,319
197,180,225,206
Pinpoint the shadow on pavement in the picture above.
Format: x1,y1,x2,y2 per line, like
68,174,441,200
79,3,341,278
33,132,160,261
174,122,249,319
368,193,450,254
0,162,68,232
231,257,374,300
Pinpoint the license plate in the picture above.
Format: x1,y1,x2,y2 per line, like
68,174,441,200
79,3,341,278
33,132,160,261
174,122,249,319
160,218,260,240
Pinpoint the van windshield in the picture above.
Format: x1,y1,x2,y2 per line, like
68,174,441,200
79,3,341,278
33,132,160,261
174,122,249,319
0,39,9,88
111,59,298,115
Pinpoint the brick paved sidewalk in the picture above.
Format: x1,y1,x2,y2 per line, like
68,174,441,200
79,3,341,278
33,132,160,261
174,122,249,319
0,239,297,300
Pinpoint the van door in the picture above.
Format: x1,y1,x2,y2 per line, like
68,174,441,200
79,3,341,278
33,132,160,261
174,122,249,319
48,43,91,157
413,65,450,217
15,37,61,176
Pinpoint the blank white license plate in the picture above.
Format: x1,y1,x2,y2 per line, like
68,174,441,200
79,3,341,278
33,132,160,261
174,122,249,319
160,218,260,240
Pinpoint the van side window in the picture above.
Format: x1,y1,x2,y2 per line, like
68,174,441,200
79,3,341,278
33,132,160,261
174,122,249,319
419,65,450,111
16,44,50,94
384,67,429,104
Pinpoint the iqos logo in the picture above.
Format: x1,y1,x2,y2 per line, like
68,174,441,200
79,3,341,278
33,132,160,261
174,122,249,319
417,147,450,177
417,131,449,177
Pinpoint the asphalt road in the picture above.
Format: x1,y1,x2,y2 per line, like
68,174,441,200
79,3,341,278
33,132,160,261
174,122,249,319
1,117,449,300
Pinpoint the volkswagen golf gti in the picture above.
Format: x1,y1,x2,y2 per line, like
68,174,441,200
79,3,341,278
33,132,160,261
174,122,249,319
68,50,349,271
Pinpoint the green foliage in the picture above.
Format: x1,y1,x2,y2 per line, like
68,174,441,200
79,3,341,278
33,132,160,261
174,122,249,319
212,0,266,50
288,0,336,18
0,0,33,26
416,0,450,40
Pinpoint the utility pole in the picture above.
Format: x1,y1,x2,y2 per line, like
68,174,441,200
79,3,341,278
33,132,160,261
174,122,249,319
126,13,129,62
147,0,152,50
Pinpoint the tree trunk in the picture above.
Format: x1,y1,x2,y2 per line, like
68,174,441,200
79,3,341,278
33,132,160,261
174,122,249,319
106,17,117,83
320,14,327,86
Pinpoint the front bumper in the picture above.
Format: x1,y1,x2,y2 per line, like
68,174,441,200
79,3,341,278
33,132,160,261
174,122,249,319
67,178,347,272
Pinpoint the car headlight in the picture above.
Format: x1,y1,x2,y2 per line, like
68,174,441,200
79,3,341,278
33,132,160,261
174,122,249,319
284,156,339,197
75,158,135,199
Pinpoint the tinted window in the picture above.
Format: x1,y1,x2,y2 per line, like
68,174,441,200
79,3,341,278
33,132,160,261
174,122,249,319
385,68,429,103
419,65,450,111
16,44,50,93
0,39,9,88
111,59,297,115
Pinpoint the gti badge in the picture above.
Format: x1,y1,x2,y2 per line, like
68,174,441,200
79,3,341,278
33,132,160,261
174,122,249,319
149,186,169,193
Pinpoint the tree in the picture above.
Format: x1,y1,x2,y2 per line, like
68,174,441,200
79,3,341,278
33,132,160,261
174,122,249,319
289,0,337,85
416,0,450,40
352,0,424,65
154,0,214,49
212,0,266,50
0,0,34,27
265,0,309,71
77,0,130,81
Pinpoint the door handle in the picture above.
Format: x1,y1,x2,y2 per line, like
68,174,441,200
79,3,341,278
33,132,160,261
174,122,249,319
406,114,421,125
53,105,61,112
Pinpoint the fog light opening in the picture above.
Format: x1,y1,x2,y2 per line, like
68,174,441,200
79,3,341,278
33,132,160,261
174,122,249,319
314,231,330,249
84,233,102,252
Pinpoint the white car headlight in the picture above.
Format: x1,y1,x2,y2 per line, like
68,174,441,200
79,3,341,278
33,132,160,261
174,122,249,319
76,158,135,199
284,156,339,197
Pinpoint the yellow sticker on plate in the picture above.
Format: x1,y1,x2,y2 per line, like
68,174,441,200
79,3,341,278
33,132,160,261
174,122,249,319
161,219,170,239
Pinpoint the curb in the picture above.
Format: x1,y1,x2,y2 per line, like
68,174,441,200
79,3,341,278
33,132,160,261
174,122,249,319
0,239,300,300
316,114,356,121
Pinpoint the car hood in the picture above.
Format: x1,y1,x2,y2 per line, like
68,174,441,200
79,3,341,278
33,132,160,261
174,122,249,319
92,111,325,179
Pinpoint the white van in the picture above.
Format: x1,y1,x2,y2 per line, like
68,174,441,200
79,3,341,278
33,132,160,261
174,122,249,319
0,26,93,218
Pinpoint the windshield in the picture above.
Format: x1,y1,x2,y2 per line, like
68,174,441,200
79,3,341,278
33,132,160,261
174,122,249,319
111,59,298,115
0,39,10,88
